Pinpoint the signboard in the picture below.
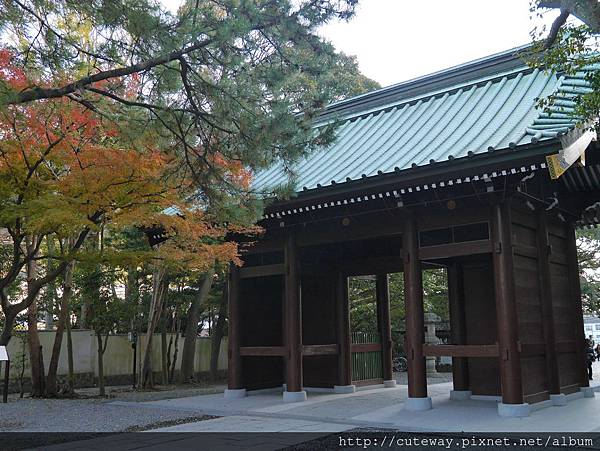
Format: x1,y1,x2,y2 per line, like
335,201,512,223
0,346,8,362
546,125,596,180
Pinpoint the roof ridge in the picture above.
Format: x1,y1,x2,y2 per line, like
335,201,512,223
318,44,532,122
318,65,534,126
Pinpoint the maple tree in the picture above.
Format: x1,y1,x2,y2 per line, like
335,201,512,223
0,50,244,350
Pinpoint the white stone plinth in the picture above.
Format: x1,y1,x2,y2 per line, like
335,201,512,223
333,385,356,394
498,402,530,417
449,390,472,401
283,390,307,403
383,380,397,388
405,396,433,411
224,388,247,400
581,386,596,398
550,393,567,406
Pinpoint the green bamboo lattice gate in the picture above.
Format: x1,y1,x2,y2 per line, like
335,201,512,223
351,331,383,382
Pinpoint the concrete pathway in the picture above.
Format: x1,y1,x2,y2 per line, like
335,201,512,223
31,378,600,450
102,378,600,433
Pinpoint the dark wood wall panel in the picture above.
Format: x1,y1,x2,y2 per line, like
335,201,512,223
521,356,548,400
302,272,337,345
239,276,284,347
549,225,580,390
303,355,338,388
463,257,501,396
241,356,284,390
512,210,547,397
302,271,338,387
239,276,285,390
513,254,544,344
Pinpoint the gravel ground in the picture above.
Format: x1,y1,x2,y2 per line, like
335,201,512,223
0,384,225,432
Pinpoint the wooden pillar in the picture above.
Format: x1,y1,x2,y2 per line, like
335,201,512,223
376,273,394,382
336,271,352,386
491,202,524,405
403,217,427,399
447,262,469,391
285,234,303,393
227,263,242,390
536,212,560,395
565,223,589,388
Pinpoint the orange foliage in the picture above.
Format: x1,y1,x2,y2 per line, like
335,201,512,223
0,49,242,271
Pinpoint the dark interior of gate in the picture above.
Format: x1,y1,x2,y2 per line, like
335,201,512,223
233,195,588,403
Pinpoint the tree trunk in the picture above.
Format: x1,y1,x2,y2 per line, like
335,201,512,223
44,236,56,331
161,316,168,385
141,265,167,389
210,285,227,382
80,231,99,329
169,314,180,384
180,271,213,383
46,259,75,396
0,310,17,346
26,237,45,397
96,332,106,397
65,312,75,395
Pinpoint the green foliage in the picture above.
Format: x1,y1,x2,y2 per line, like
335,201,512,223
348,269,449,355
527,1,600,129
578,228,600,314
0,0,379,221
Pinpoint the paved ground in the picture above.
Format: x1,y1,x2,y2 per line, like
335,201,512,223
114,380,600,433
3,368,600,450
0,383,226,432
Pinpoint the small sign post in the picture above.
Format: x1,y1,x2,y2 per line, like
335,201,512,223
0,346,9,403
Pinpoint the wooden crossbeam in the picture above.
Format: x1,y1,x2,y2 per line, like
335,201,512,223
239,264,285,279
422,344,499,358
239,346,286,356
302,344,338,356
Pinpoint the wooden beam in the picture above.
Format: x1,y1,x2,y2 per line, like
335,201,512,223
284,234,303,393
302,344,338,356
422,344,499,358
376,273,393,381
336,271,352,386
351,343,383,353
342,256,403,276
239,238,284,255
404,217,428,399
419,240,492,260
491,202,524,405
239,346,286,356
537,212,561,395
296,218,404,247
447,262,469,391
227,263,242,390
239,263,285,279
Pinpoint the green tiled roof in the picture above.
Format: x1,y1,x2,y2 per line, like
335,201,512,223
253,46,595,194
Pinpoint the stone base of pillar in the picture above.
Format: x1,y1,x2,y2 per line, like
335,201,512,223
497,402,530,417
581,386,596,398
449,390,472,401
405,396,432,411
425,357,437,376
333,385,356,394
224,388,247,400
550,393,567,406
283,390,307,403
383,380,397,388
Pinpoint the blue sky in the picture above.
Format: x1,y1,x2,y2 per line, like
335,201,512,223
162,1,563,87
